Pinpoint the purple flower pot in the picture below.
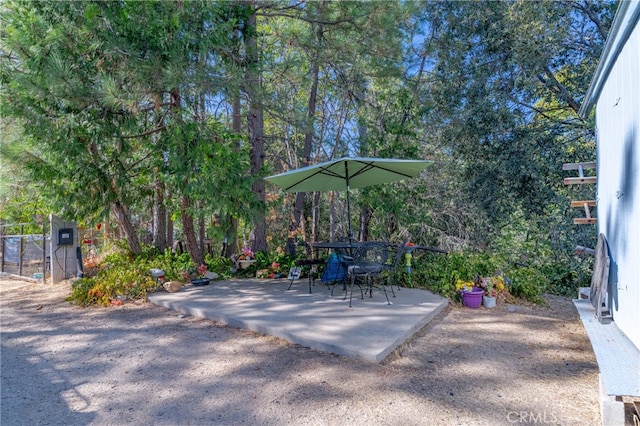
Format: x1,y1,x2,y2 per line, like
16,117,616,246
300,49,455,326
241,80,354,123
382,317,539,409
461,287,484,308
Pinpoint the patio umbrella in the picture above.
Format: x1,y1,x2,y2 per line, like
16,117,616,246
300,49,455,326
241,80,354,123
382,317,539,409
265,156,432,239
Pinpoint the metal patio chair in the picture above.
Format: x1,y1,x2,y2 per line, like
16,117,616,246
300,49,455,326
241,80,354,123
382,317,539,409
287,241,325,294
383,240,408,296
345,241,391,307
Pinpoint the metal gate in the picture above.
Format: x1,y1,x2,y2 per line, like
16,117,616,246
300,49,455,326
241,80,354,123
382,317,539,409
0,225,49,280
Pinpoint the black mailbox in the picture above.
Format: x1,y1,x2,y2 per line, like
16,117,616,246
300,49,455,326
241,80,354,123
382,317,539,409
58,228,74,245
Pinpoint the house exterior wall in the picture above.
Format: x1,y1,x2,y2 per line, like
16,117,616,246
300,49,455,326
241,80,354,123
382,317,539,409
595,20,640,350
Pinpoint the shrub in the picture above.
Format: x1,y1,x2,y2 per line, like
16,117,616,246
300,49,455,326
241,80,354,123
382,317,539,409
539,260,591,297
204,253,232,279
507,266,547,304
232,250,295,278
67,277,108,307
67,251,160,307
396,249,585,305
69,244,178,306
252,251,294,271
399,251,506,299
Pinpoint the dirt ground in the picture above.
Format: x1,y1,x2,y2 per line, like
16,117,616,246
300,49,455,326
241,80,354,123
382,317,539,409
1,276,601,425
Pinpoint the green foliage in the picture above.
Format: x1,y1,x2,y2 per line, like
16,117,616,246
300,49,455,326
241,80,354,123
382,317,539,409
67,243,237,306
539,259,591,297
66,239,587,308
423,0,612,230
1,0,614,287
204,253,233,279
508,267,547,304
146,250,192,282
394,249,584,304
398,251,503,298
0,0,257,257
67,278,108,307
67,263,159,307
251,251,294,271
71,244,161,305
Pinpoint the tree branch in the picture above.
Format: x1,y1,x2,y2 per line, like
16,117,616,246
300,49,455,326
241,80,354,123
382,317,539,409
571,0,608,40
256,11,356,26
121,125,166,139
537,66,581,114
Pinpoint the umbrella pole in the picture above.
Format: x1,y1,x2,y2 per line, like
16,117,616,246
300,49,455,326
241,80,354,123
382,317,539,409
346,185,353,242
345,162,353,242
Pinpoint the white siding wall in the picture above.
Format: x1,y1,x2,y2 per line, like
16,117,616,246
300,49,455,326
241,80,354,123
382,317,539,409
595,22,640,350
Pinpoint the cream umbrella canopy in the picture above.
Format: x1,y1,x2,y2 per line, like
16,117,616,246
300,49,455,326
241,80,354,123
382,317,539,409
265,157,432,239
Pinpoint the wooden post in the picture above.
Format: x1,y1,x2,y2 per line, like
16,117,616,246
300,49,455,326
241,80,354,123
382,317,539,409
0,219,5,273
42,220,47,284
19,225,24,276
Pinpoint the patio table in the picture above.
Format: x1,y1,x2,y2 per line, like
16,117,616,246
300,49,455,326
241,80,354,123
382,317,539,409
312,241,364,256
310,241,365,295
313,241,400,304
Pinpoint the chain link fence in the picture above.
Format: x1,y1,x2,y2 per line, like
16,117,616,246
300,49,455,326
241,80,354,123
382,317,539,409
0,233,50,280
0,222,106,281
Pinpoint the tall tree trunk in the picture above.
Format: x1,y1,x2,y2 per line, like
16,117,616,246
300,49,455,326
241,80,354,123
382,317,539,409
244,8,267,253
221,96,241,258
198,203,207,256
110,200,141,254
167,216,174,250
170,87,203,264
198,205,205,255
287,19,323,256
153,172,167,252
180,195,204,265
358,208,372,242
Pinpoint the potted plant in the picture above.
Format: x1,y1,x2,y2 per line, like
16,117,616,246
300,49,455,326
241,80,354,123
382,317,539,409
456,279,484,308
481,277,497,308
234,247,257,269
478,275,507,308
183,264,210,286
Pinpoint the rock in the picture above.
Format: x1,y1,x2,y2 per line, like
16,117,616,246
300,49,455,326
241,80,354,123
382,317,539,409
163,281,183,293
204,271,219,280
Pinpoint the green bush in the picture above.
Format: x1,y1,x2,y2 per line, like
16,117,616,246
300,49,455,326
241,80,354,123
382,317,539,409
394,248,590,304
204,253,233,278
539,260,590,297
398,251,505,299
251,250,294,271
230,250,295,278
69,244,217,307
67,277,106,306
507,267,546,303
67,262,158,307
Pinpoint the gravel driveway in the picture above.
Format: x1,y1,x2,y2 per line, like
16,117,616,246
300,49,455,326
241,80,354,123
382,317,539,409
1,277,600,425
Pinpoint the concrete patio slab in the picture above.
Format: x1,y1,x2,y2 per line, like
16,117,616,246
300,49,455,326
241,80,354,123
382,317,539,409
148,278,448,363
